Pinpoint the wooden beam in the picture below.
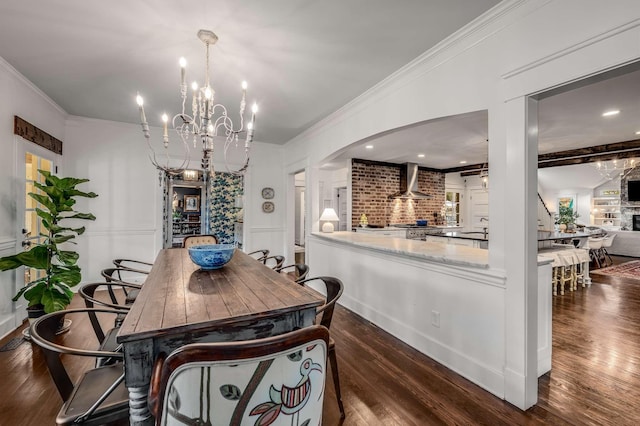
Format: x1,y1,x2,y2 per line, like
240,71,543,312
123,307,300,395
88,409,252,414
538,138,640,168
13,116,63,155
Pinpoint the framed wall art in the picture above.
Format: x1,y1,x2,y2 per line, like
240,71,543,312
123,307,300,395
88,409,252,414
184,195,200,212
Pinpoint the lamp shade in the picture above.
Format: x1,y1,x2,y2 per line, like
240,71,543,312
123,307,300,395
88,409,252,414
320,208,340,233
320,208,339,221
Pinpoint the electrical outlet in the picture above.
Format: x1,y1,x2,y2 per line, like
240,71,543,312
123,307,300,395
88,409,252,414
431,310,440,328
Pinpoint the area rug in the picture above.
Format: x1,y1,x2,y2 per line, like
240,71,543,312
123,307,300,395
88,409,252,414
590,260,640,280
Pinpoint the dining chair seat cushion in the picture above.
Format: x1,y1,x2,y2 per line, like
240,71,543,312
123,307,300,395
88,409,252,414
56,363,129,426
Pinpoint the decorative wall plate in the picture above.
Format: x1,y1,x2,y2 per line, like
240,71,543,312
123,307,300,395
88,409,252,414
262,201,275,213
261,187,275,199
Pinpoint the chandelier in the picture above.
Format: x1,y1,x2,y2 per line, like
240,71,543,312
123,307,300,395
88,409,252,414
135,29,258,178
594,158,637,180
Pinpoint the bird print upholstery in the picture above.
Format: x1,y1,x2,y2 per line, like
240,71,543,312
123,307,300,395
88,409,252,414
160,339,327,426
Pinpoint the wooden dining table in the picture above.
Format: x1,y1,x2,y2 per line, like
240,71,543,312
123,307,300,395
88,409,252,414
116,248,324,425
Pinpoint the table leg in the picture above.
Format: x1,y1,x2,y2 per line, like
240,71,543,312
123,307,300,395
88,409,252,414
128,385,152,425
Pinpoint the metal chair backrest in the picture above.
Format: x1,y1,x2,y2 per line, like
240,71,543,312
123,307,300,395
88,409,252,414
263,255,285,270
113,258,152,274
247,249,270,262
148,325,330,426
298,276,344,330
277,263,310,282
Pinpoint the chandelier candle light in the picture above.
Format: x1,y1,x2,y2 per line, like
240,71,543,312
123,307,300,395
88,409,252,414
135,29,259,235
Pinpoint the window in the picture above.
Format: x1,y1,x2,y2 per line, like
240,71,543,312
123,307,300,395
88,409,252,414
444,191,461,226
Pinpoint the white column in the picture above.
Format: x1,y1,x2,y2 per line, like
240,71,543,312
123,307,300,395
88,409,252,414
502,96,539,409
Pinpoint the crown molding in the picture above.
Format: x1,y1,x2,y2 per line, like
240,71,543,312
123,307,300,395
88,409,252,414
0,56,67,116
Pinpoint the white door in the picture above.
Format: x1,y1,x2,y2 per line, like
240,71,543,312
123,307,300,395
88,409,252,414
469,189,489,232
13,139,59,325
337,187,347,231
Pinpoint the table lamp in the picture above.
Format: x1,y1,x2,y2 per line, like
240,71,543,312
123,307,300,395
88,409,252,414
320,208,340,233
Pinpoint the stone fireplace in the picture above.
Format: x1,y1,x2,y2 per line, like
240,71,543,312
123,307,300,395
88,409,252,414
620,167,640,230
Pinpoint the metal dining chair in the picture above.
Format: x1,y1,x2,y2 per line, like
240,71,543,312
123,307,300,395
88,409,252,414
29,308,130,425
247,249,270,262
276,263,310,282
112,258,153,274
297,276,346,418
263,255,285,270
101,267,145,304
148,325,330,426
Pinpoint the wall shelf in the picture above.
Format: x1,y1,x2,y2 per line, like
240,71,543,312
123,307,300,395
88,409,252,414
592,196,621,228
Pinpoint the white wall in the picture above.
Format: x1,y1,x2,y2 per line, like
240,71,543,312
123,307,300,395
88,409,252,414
0,58,67,338
63,117,162,283
279,0,640,409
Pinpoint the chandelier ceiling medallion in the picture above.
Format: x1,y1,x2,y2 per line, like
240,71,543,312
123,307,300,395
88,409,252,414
594,158,637,180
135,29,258,178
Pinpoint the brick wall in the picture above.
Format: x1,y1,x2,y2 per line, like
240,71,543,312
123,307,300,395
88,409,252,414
351,159,445,227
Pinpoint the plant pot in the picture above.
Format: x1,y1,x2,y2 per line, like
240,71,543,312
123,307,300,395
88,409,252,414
26,305,46,325
23,305,70,340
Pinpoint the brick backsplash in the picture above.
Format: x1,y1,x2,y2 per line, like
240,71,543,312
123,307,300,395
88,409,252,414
351,159,445,227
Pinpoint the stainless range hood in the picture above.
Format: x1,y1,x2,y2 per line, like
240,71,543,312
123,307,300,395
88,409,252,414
388,162,432,199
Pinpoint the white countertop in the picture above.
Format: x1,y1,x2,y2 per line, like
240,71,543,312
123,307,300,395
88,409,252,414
312,231,489,269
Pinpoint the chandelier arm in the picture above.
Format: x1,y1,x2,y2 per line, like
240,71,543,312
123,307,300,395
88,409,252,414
210,103,246,135
223,141,250,175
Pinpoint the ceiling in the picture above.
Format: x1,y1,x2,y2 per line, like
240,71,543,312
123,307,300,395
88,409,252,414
327,65,640,171
0,0,501,144
1,1,637,190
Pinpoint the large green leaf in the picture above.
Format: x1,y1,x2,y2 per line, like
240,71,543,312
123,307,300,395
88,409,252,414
41,287,72,313
52,234,75,244
29,193,57,214
33,181,63,200
35,208,53,227
66,189,98,199
21,281,47,304
56,176,90,190
0,245,49,270
11,278,45,301
50,265,81,287
66,213,96,221
57,250,79,266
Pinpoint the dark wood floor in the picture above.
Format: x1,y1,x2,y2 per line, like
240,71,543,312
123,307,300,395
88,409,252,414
1,256,639,425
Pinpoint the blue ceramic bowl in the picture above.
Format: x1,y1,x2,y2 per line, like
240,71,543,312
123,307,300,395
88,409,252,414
188,244,236,270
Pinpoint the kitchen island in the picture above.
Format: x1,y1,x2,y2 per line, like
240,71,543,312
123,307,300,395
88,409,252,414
307,231,553,403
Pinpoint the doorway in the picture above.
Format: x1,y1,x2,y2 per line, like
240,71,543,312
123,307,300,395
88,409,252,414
294,171,306,264
13,139,59,326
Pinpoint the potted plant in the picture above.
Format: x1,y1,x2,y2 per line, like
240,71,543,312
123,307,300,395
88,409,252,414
0,170,97,317
555,205,579,232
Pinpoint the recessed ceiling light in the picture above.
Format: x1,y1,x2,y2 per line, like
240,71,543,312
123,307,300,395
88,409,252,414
636,131,640,135
459,160,467,164
417,154,425,158
365,145,373,149
602,110,620,117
